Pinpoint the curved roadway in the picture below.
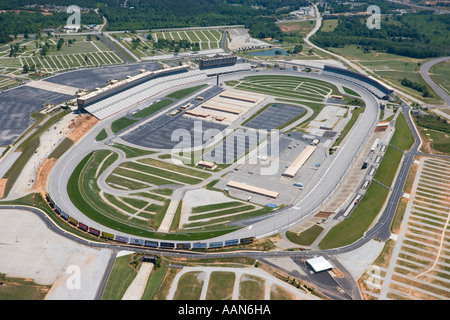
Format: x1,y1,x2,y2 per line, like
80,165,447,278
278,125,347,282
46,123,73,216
419,56,450,106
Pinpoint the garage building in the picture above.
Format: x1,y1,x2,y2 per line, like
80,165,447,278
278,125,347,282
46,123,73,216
305,256,334,273
283,145,317,178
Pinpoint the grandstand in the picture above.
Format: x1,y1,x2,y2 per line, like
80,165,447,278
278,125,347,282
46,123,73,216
321,65,393,100
78,63,253,120
201,63,252,76
199,55,237,69
81,68,208,120
77,65,190,107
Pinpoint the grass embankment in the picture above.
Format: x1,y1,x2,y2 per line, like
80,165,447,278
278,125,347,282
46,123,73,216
132,99,173,119
318,112,415,249
332,106,365,148
2,108,71,198
95,129,108,141
319,182,389,249
111,143,156,158
165,84,207,100
102,254,139,300
342,86,360,97
0,277,51,300
111,117,138,134
413,113,450,154
390,112,415,151
191,201,244,213
67,151,240,240
373,146,404,187
169,201,183,231
286,225,324,246
47,137,74,159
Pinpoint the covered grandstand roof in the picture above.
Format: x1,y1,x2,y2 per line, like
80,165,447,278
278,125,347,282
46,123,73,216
82,69,207,120
321,65,393,99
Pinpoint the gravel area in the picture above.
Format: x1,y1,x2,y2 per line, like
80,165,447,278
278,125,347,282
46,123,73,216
335,239,385,280
0,208,112,300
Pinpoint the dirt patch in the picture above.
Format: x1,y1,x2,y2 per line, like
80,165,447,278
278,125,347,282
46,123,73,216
331,268,344,278
417,127,448,156
66,114,98,142
280,25,301,32
0,178,7,199
404,162,419,194
279,23,311,33
32,158,57,197
315,211,334,218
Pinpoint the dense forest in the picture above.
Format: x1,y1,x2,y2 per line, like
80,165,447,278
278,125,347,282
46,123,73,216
0,0,310,43
318,0,407,14
312,12,450,58
0,10,102,38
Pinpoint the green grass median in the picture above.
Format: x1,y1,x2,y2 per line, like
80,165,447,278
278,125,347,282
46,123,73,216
318,182,389,250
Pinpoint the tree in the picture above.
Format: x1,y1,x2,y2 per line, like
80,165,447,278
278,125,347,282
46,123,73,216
292,44,303,54
131,37,141,50
0,273,6,285
40,46,48,57
57,38,64,51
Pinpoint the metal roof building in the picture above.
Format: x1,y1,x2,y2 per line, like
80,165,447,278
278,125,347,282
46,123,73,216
305,256,334,273
226,180,280,199
283,145,317,178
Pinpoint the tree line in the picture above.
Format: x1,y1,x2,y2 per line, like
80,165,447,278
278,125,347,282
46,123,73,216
401,78,431,97
312,13,449,59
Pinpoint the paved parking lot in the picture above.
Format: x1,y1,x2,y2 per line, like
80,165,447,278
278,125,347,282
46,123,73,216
203,128,265,164
0,86,72,146
0,63,162,146
45,62,161,91
244,104,305,130
214,133,328,206
123,115,227,150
